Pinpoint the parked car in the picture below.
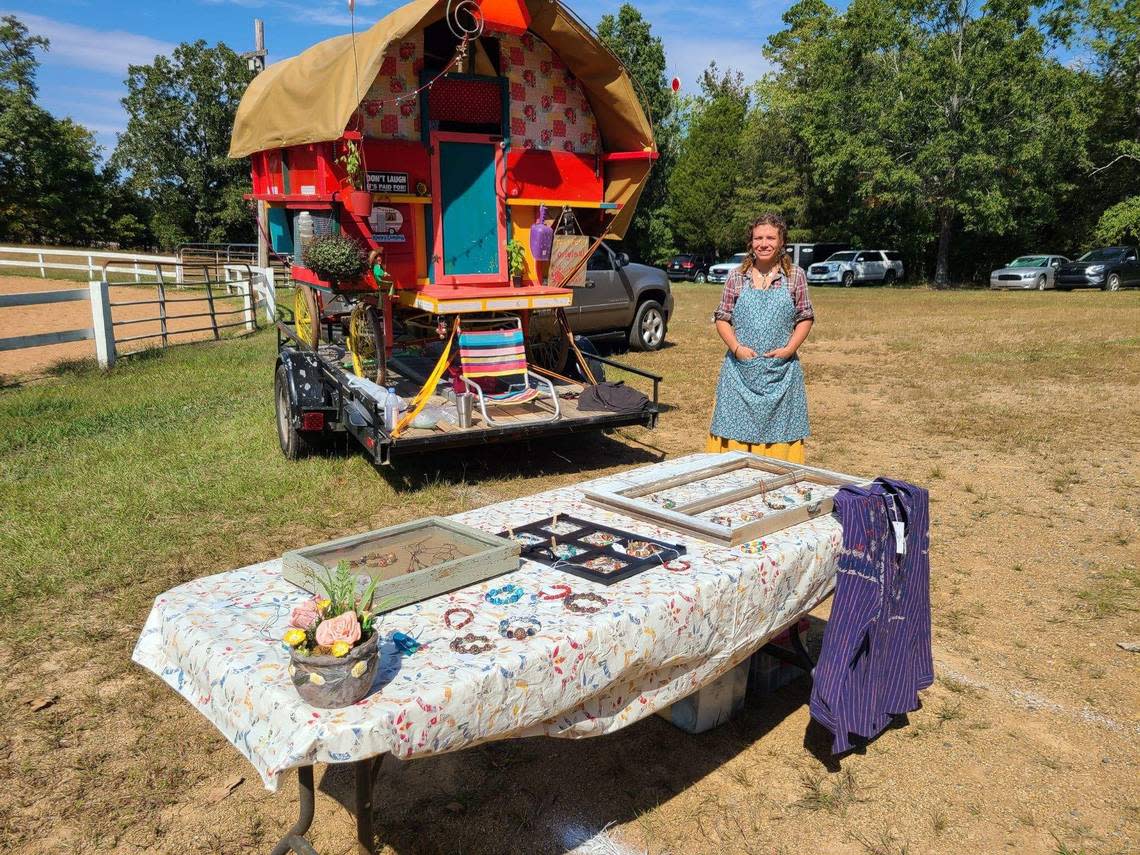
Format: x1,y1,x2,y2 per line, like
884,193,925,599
787,242,851,271
1055,246,1140,291
707,253,747,285
570,242,674,350
989,255,1069,290
807,250,905,286
666,253,715,283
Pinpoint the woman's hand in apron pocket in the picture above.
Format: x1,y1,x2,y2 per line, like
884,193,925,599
734,345,758,361
763,345,795,360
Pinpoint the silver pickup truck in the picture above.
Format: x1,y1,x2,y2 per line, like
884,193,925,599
807,250,905,286
569,242,674,351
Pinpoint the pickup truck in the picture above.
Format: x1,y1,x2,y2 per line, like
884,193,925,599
569,242,674,351
807,250,905,286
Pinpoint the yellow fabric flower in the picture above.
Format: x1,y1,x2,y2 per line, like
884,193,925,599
331,640,351,658
283,629,306,647
316,598,332,612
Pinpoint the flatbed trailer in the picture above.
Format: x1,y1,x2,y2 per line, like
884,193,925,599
274,322,661,465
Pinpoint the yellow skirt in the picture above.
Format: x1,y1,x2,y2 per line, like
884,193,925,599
706,434,805,463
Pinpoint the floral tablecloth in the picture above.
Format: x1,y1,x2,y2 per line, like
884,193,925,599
132,453,842,790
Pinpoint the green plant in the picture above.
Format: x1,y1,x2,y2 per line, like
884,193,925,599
506,239,527,278
283,561,396,656
338,138,365,190
303,233,367,284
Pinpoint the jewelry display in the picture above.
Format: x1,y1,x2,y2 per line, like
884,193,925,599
443,607,474,630
485,584,527,605
564,592,609,614
449,633,494,654
498,616,542,640
664,559,692,572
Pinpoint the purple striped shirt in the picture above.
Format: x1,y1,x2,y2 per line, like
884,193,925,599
809,478,933,753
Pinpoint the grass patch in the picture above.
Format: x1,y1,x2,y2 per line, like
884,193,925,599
1076,566,1139,618
797,767,862,814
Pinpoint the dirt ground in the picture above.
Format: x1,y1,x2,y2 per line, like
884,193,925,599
0,274,251,379
1,285,1137,854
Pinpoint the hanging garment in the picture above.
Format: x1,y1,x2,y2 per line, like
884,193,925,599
809,478,932,753
709,285,810,445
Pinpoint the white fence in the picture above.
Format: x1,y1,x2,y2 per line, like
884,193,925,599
0,265,277,370
0,245,181,283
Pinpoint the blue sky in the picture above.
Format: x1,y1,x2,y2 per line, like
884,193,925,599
3,0,800,158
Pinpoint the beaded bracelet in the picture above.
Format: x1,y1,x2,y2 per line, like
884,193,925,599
538,583,572,601
443,607,474,630
449,633,494,654
664,559,692,572
485,583,527,606
499,616,542,640
563,592,609,614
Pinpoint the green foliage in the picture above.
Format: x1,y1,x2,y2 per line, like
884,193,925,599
667,64,750,256
506,238,527,277
1094,196,1140,244
303,233,367,284
597,5,677,263
338,138,365,190
112,40,254,249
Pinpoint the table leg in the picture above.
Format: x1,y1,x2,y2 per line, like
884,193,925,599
270,765,317,855
354,758,375,855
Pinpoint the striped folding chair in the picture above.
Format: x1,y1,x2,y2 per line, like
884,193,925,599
457,318,560,426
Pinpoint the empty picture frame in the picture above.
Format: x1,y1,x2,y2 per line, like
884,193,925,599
581,454,868,546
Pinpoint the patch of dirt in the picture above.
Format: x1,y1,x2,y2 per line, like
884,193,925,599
1,286,1138,854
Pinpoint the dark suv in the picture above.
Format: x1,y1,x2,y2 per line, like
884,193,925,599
1056,246,1140,291
666,253,714,283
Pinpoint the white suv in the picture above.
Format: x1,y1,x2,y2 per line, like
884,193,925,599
807,250,905,286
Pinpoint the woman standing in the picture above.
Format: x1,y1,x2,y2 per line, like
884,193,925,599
707,213,814,462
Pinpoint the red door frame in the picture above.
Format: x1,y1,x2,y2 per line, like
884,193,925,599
429,131,508,286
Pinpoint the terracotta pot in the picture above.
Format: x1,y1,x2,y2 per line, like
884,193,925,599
289,630,379,708
348,189,374,217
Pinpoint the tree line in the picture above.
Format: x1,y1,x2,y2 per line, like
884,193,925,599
2,2,1137,285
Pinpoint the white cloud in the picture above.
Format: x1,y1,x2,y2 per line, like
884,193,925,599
1,10,175,74
663,35,773,92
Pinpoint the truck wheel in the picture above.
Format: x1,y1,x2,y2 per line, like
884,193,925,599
842,272,854,288
884,270,897,286
630,300,666,351
1106,273,1121,291
275,363,316,460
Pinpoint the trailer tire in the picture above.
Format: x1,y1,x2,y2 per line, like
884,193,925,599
275,363,317,460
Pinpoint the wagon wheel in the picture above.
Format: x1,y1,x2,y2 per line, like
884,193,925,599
293,284,321,348
527,313,570,374
347,302,384,381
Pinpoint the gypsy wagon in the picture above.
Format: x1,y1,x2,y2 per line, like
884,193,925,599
229,0,663,464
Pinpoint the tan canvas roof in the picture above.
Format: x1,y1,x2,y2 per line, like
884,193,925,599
229,0,654,236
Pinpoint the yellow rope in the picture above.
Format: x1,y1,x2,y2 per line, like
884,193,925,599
391,323,455,438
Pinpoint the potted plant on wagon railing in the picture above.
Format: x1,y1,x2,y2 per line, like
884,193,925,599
303,233,368,289
283,561,398,708
338,138,374,217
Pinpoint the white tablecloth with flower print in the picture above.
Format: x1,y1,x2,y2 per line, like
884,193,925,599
133,453,842,790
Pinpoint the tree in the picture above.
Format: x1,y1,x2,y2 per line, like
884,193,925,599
112,41,253,249
597,5,677,263
0,15,121,246
668,64,750,256
766,0,1091,285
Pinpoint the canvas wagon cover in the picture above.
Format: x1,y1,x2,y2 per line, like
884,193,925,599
228,0,655,236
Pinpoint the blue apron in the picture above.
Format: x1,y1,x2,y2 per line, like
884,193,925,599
709,284,810,444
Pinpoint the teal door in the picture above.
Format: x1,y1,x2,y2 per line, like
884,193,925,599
439,140,500,277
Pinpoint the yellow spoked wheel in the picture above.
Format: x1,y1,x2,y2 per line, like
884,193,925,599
294,285,320,348
347,303,383,380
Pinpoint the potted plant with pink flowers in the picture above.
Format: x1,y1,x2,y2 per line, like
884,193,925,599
283,562,395,708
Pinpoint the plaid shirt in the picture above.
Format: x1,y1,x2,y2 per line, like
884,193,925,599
713,266,815,325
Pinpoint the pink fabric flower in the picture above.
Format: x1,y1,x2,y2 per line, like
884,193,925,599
290,600,321,630
315,611,362,648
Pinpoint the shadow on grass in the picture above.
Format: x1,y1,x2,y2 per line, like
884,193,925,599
306,618,834,854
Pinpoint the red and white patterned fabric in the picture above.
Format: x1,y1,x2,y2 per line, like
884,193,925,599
501,32,599,154
361,33,424,140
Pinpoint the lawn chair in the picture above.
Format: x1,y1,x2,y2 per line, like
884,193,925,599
457,318,560,426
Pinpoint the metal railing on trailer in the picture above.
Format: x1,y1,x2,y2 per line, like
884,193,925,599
274,321,662,466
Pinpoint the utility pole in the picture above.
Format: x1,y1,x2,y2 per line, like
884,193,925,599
242,20,269,268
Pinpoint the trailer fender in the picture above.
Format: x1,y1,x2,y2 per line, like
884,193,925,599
277,347,333,417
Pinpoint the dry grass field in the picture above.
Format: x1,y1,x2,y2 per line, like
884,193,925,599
0,283,1137,854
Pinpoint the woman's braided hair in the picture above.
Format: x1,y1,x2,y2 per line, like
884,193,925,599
737,212,793,279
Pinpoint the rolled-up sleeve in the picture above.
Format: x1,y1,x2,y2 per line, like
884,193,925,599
713,271,743,323
790,267,815,323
